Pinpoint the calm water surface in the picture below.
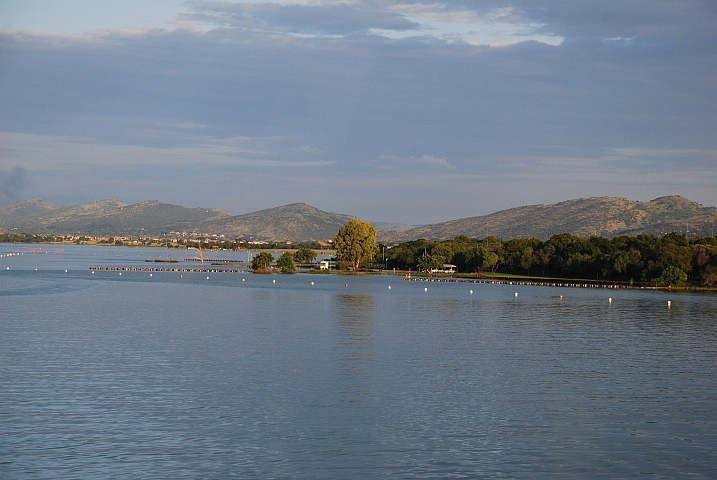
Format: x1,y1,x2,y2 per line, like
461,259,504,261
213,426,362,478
1,245,716,478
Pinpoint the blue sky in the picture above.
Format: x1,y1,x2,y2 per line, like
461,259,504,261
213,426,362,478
1,1,715,223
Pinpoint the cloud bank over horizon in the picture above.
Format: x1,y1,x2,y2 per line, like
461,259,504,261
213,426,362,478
1,1,715,222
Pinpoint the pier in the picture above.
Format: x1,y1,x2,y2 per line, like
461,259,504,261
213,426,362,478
89,266,247,273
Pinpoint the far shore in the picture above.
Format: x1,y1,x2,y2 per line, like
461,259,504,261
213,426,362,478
3,240,715,292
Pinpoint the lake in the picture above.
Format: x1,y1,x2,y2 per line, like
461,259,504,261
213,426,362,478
1,245,716,478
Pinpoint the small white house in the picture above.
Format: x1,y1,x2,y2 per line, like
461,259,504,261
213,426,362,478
318,259,337,270
431,264,457,274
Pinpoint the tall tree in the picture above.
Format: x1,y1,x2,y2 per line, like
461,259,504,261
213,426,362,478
293,247,317,264
333,219,379,271
277,252,296,274
251,252,274,272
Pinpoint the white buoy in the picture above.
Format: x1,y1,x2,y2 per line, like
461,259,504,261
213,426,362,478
388,285,391,290
92,271,95,274
272,279,276,284
150,273,153,277
35,268,38,271
65,270,68,273
668,300,671,308
242,278,245,282
311,281,314,286
206,276,210,280
470,290,473,294
515,292,518,297
424,287,428,292
609,297,612,303
119,272,122,276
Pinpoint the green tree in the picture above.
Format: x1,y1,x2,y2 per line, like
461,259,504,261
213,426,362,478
251,252,274,272
701,265,717,287
431,243,454,264
657,266,687,287
482,251,499,273
294,247,316,264
417,254,445,273
333,219,379,271
277,252,296,274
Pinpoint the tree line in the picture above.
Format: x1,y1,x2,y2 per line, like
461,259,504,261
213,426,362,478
384,232,717,287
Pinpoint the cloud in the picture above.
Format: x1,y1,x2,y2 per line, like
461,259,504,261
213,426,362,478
0,132,334,169
379,154,456,170
0,166,30,203
0,2,715,220
179,1,565,46
183,1,419,36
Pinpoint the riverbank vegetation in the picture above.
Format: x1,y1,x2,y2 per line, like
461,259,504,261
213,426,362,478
383,233,717,287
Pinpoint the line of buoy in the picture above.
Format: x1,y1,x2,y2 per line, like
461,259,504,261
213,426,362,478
403,277,635,289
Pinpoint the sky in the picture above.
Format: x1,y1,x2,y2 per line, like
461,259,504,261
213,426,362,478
1,1,716,224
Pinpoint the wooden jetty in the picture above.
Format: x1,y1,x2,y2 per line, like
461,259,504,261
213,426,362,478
89,266,246,273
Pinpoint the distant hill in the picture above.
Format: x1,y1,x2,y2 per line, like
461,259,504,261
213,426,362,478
0,199,231,236
0,198,64,225
372,222,422,232
378,196,717,242
1,195,714,242
0,199,356,241
196,203,356,241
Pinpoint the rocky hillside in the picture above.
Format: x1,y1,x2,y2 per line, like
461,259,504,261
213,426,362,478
196,203,356,241
378,196,717,242
1,195,713,242
0,199,230,236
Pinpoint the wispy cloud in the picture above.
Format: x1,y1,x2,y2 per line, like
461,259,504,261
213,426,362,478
0,132,333,169
379,154,456,170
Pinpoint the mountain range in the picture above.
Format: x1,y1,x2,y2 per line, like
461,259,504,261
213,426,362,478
0,196,714,242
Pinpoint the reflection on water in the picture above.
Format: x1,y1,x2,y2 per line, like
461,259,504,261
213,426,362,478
1,245,717,478
332,294,375,402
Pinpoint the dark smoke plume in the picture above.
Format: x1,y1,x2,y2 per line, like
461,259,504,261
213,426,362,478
0,166,30,203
